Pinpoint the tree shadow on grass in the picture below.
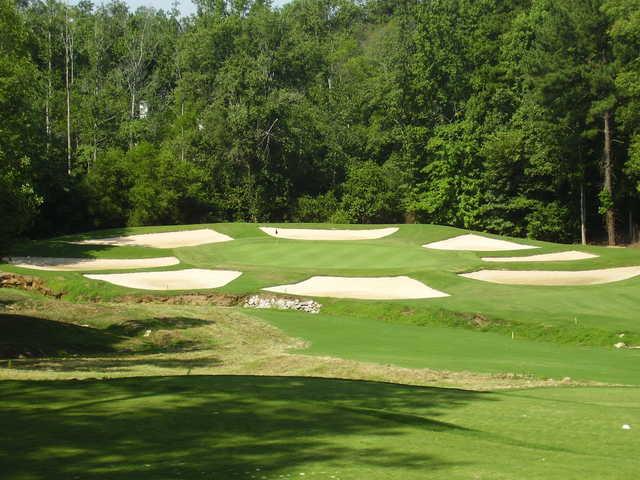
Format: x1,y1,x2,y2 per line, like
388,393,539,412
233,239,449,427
0,313,121,358
0,375,492,479
106,316,212,336
0,314,211,359
11,356,220,372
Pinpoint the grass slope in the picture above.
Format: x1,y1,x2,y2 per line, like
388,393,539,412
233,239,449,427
255,309,640,385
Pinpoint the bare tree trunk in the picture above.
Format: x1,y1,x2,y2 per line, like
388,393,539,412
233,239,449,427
129,90,135,149
181,102,185,162
603,110,615,245
91,11,100,171
580,183,587,245
64,9,72,175
124,12,156,151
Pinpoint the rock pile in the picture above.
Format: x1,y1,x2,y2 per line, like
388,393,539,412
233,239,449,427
244,295,321,314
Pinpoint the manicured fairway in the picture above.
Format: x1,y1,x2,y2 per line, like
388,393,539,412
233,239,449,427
0,376,638,480
255,309,640,385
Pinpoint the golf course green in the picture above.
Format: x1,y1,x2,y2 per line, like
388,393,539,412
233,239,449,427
1,223,639,479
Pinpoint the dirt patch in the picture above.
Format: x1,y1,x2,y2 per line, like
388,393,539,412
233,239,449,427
471,314,491,328
115,293,245,307
0,273,63,298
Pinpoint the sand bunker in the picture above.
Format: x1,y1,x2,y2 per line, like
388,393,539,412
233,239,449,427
482,251,598,263
461,266,640,286
72,228,233,248
263,276,449,300
3,256,180,271
423,234,537,251
85,268,242,290
260,227,398,241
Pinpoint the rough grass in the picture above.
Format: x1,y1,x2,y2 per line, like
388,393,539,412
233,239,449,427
0,290,574,389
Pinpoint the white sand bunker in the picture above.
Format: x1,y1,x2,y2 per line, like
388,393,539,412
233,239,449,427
3,256,179,271
72,228,233,248
423,234,537,251
85,268,242,290
260,226,398,241
482,251,598,263
461,266,640,286
263,276,449,300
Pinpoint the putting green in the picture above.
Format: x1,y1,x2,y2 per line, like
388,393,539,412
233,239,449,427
179,239,453,270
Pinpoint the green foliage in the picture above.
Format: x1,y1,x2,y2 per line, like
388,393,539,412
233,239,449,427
598,188,615,215
0,0,44,245
84,143,211,228
0,156,42,245
339,161,403,223
293,192,339,223
2,0,640,243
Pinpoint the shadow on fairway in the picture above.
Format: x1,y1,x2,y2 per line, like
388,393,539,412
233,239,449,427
0,375,492,479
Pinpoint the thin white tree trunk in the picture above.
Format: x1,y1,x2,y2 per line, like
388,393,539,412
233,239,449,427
64,8,72,175
580,183,587,245
46,19,52,146
181,101,185,162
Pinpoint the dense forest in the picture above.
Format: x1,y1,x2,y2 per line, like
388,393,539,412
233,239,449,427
2,0,640,245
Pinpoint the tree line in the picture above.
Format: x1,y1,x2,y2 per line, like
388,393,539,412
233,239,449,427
2,0,640,246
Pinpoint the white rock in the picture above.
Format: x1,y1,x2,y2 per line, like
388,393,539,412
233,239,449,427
243,294,321,314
